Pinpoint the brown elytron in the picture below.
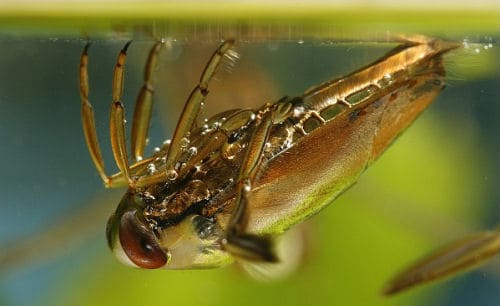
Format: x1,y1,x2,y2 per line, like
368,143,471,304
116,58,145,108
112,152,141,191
80,37,477,287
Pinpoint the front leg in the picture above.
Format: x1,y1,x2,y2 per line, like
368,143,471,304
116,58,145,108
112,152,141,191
222,109,279,263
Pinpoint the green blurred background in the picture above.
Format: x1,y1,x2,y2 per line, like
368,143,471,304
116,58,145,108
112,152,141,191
0,1,499,306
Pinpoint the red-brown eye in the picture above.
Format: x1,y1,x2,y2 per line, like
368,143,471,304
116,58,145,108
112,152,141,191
119,210,168,269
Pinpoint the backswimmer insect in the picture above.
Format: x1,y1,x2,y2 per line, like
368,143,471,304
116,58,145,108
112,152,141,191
79,36,498,293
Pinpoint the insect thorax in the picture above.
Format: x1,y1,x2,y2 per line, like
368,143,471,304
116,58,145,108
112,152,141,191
134,96,338,230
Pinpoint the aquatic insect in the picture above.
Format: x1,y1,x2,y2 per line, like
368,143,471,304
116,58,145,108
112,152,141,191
78,37,462,276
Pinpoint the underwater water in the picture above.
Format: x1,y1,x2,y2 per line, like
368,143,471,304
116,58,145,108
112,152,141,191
0,34,498,306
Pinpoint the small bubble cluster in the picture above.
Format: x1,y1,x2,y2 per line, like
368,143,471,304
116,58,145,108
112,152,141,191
264,142,272,152
293,105,305,117
243,180,252,192
147,163,157,174
462,38,494,54
188,146,198,156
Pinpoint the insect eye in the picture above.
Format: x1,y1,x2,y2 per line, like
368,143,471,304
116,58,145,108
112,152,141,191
119,210,169,269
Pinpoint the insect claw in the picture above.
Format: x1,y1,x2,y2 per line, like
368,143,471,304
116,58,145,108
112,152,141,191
122,40,132,53
83,42,91,54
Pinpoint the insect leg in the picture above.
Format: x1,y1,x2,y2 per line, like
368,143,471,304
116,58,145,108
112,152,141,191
135,109,253,188
80,44,125,188
164,40,235,179
384,228,500,295
130,42,162,162
135,130,228,188
109,42,133,186
223,109,278,262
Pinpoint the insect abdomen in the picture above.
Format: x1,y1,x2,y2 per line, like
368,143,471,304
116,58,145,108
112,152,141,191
246,39,458,235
